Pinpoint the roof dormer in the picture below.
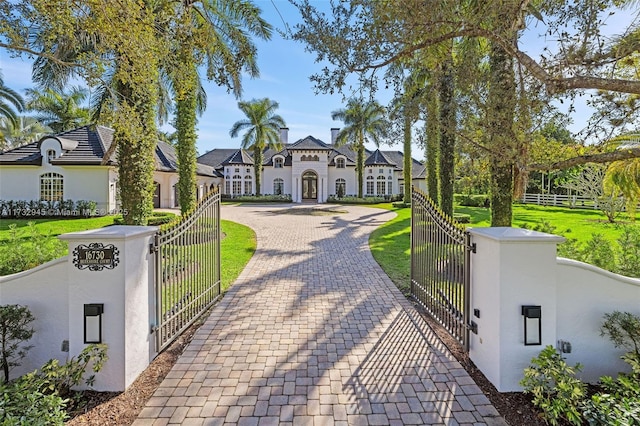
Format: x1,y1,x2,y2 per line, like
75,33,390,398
38,137,79,165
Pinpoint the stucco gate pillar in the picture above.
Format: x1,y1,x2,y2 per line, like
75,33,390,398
59,225,157,391
467,227,564,392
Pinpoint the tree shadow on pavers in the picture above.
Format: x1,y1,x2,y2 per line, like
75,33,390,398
183,203,466,422
207,207,447,412
341,308,494,423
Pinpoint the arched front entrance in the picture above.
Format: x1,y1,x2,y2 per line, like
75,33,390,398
302,171,317,200
153,182,161,208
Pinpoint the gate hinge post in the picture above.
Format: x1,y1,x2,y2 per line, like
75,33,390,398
150,234,159,254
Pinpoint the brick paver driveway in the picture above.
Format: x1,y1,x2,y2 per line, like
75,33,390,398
134,204,505,426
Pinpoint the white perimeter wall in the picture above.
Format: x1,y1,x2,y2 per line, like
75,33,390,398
469,227,640,391
556,258,640,383
0,258,70,378
0,226,157,391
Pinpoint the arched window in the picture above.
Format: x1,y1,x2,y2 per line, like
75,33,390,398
313,155,319,161
274,157,284,168
336,157,345,169
366,176,374,196
40,173,63,201
301,155,308,161
387,176,393,195
232,175,242,196
377,176,386,196
225,180,231,195
335,178,346,197
273,178,284,195
244,176,252,195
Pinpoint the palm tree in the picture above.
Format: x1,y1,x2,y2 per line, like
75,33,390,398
25,86,90,133
230,98,286,196
167,0,272,213
604,134,640,219
0,116,50,151
0,71,24,130
331,99,389,198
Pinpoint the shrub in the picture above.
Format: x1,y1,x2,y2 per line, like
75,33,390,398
0,377,68,425
453,213,471,223
582,233,617,272
454,194,489,208
600,311,640,369
0,305,35,382
113,211,178,226
520,345,586,425
616,227,640,278
328,195,385,204
221,194,292,202
0,223,67,276
0,344,107,425
582,312,640,425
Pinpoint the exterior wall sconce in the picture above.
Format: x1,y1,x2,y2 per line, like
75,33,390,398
84,304,104,344
522,305,542,346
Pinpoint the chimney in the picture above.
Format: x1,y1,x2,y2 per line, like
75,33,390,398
331,128,340,145
280,127,289,145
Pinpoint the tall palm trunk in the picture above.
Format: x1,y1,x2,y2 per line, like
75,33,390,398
116,77,158,225
425,86,439,203
439,56,455,217
175,40,198,214
403,113,412,203
253,145,263,195
356,134,365,198
487,40,516,226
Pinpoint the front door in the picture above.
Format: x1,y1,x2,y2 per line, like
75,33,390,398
302,171,317,200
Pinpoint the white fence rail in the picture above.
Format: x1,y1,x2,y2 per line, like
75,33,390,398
520,193,640,211
520,193,599,209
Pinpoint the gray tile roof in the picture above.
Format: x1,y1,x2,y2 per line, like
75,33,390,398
221,149,254,166
365,149,394,166
288,136,331,150
0,125,113,165
0,125,217,176
195,137,425,177
155,140,218,177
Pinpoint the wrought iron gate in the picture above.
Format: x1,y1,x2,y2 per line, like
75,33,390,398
151,189,221,352
410,188,475,350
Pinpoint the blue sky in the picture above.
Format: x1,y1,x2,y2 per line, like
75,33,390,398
0,1,629,157
0,1,358,154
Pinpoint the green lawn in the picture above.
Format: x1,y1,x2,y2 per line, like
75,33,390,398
369,202,640,291
458,203,638,243
220,219,256,291
0,216,118,242
0,216,256,289
368,204,412,295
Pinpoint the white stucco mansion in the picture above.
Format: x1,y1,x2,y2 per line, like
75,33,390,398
198,128,426,203
0,126,425,211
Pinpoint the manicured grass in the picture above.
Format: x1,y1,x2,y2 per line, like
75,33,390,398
0,216,118,242
369,202,640,291
220,219,256,291
368,204,412,295
457,203,639,243
0,216,256,290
